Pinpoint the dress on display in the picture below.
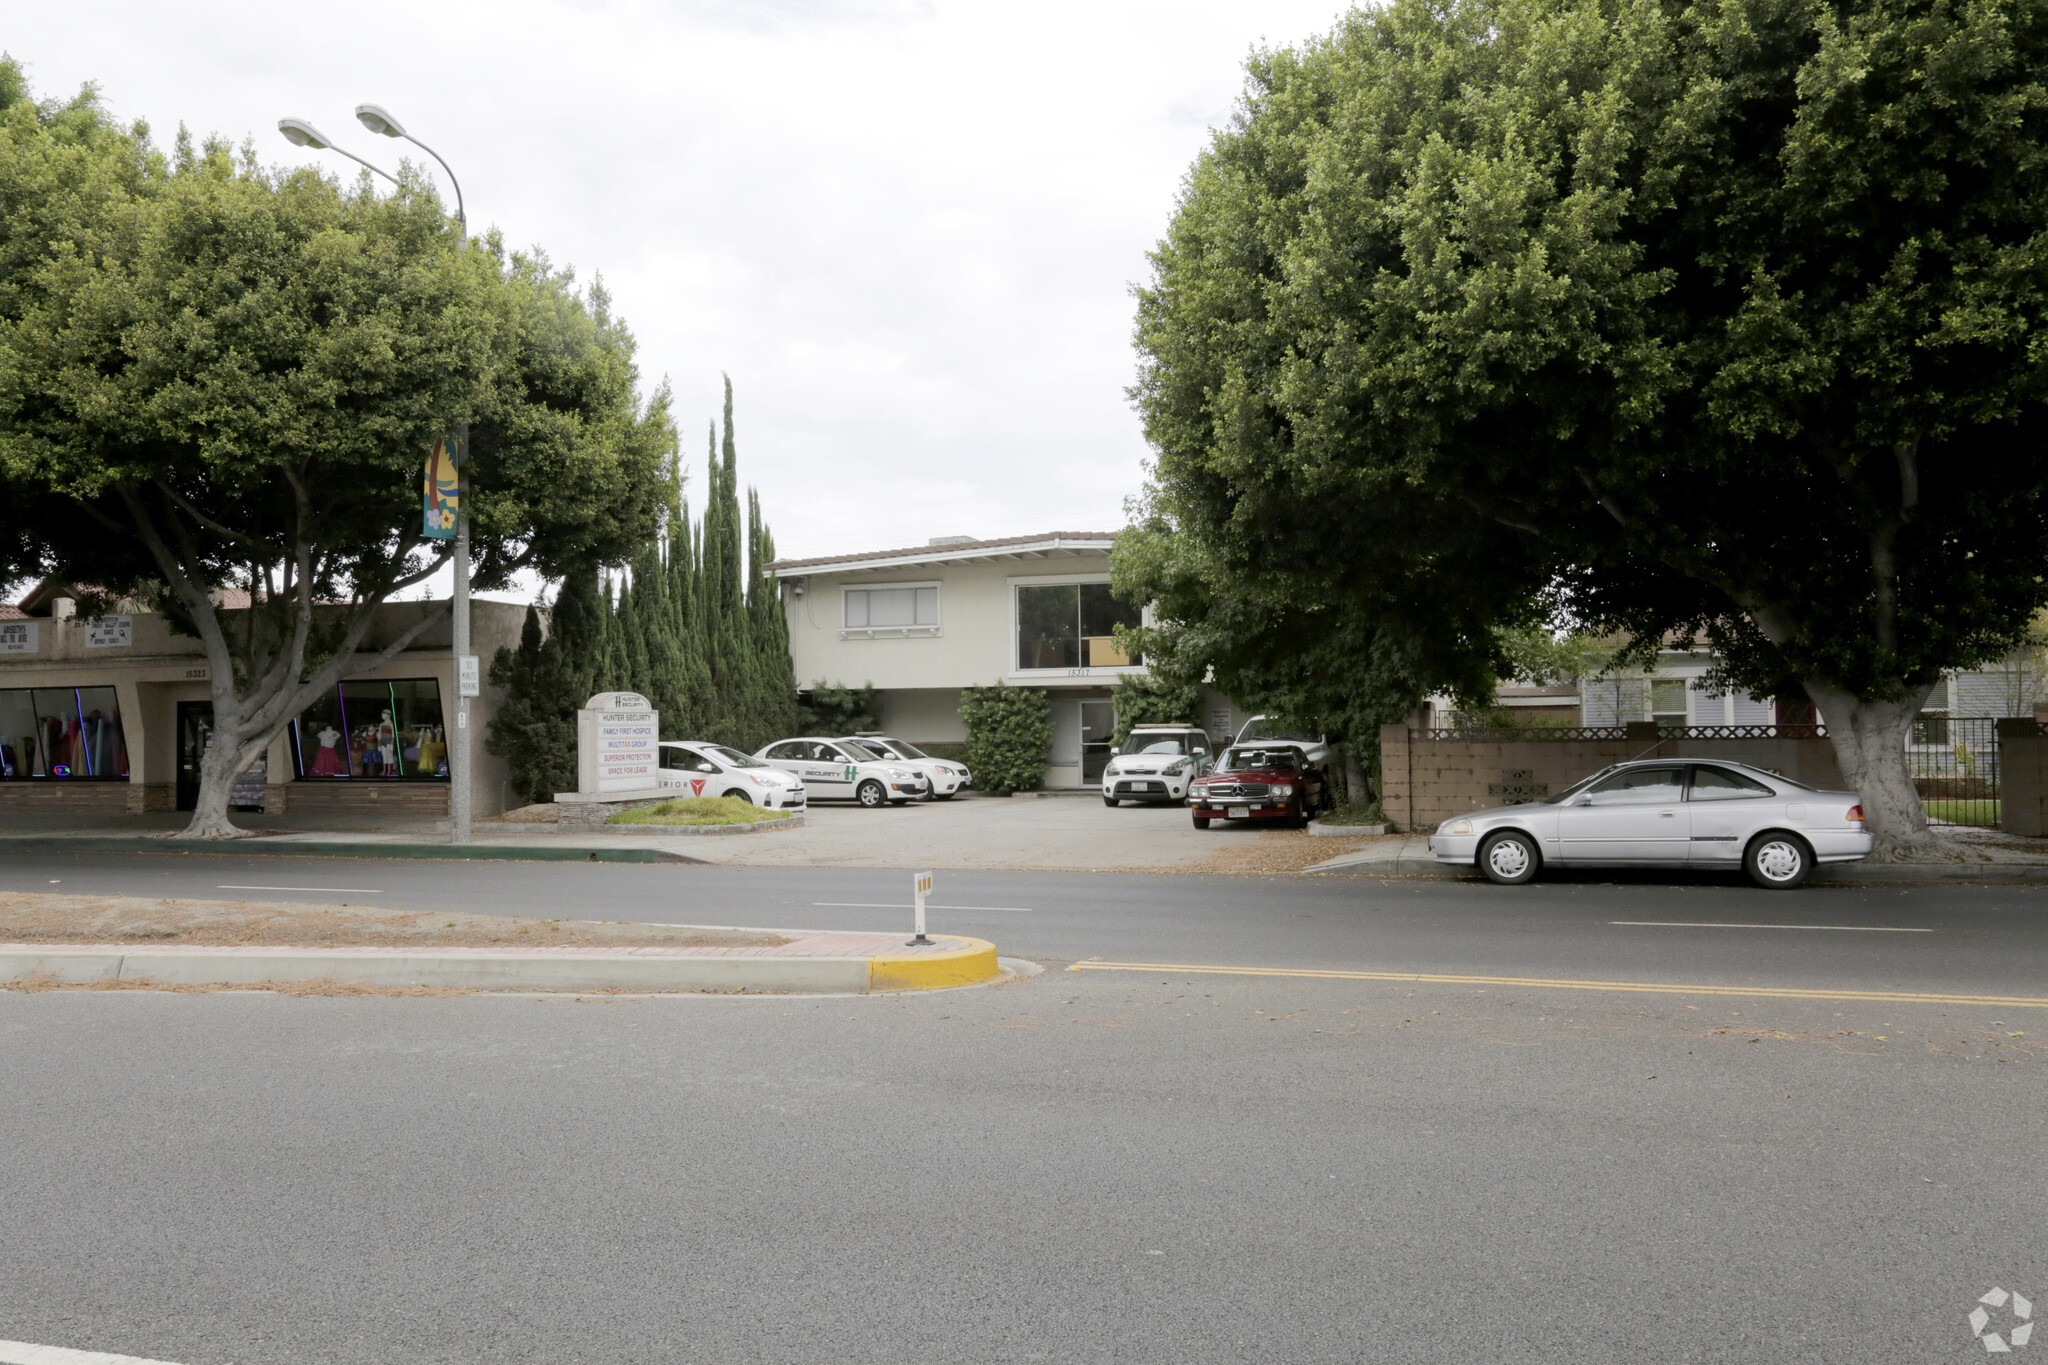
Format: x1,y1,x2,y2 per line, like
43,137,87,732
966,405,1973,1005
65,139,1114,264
310,727,349,777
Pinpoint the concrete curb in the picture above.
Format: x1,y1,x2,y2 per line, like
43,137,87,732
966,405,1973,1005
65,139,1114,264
0,933,1003,995
868,936,1000,992
0,837,704,864
1306,820,1390,837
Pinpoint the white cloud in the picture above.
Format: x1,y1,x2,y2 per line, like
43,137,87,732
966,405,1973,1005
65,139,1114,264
8,0,1349,593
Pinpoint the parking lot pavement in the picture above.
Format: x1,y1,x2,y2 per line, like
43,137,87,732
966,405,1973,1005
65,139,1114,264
672,794,1379,872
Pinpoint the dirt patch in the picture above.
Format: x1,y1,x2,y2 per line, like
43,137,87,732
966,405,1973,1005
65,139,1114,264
0,892,789,950
1184,829,1394,874
4,972,477,997
482,804,560,824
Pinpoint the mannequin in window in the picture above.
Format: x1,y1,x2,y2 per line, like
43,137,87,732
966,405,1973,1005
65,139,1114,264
311,723,349,776
416,725,445,777
376,710,398,776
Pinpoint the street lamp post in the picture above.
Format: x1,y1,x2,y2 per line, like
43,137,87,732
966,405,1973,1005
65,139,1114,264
279,107,477,845
354,105,474,847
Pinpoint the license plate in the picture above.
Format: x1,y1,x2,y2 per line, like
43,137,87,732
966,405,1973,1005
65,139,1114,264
1227,808,1248,819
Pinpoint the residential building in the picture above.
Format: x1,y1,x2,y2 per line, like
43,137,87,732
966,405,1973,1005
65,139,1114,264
768,532,1249,789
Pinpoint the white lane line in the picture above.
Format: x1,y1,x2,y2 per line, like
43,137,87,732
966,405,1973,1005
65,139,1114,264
0,1341,190,1365
812,901,1034,913
218,885,384,894
1611,921,1933,933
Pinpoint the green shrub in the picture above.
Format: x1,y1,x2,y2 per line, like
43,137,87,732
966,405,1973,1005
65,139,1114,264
607,797,791,826
959,683,1052,794
796,681,880,735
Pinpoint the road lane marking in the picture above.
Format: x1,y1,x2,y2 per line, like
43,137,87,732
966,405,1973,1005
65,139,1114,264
1065,960,2048,1008
0,1341,189,1365
812,902,1033,912
1611,921,1933,932
217,885,384,894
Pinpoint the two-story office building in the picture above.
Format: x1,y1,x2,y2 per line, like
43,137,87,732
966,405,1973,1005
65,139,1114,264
769,532,1250,789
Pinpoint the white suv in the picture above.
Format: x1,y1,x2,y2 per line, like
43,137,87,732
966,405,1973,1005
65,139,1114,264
657,741,807,809
756,737,930,807
1233,715,1331,773
1102,724,1214,806
846,734,972,800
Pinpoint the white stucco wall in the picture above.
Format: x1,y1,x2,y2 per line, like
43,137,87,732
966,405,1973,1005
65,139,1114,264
780,552,1145,696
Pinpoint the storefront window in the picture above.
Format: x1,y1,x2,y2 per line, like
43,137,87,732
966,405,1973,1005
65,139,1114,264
1016,583,1141,670
290,679,448,780
0,686,128,780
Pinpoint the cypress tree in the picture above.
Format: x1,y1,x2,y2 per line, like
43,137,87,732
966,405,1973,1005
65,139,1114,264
749,489,798,742
486,564,605,804
489,375,799,786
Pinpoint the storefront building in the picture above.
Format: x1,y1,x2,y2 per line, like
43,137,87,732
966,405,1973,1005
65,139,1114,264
0,581,526,818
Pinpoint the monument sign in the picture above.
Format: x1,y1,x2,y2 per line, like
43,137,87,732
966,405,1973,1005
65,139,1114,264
575,691,660,795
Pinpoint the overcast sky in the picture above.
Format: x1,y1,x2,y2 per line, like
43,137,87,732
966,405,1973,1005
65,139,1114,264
9,0,1350,598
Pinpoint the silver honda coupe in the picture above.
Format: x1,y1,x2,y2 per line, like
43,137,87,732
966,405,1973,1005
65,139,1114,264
1427,759,1871,888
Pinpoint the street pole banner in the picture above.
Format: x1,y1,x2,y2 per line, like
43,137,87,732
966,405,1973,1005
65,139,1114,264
423,433,463,540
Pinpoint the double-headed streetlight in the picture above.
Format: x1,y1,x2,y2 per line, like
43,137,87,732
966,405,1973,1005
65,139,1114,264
279,105,476,845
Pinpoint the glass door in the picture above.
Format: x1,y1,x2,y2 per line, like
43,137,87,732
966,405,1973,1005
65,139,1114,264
1080,700,1115,782
176,701,213,811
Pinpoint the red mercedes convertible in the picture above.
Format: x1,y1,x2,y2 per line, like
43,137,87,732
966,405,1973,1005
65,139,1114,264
1188,745,1328,829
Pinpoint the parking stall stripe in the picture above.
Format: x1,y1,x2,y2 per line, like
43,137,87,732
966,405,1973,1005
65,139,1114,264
1065,960,2048,1008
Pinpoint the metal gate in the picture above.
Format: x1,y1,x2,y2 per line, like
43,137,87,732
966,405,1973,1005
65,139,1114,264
1908,714,2002,828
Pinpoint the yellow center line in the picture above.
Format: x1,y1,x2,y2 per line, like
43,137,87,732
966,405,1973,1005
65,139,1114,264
1065,960,2048,1008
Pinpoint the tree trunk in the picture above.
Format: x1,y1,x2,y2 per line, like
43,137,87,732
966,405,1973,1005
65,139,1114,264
1802,679,1947,861
169,728,260,840
1338,740,1373,810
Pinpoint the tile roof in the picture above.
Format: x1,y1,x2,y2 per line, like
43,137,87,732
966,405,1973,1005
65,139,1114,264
0,604,25,620
767,531,1120,574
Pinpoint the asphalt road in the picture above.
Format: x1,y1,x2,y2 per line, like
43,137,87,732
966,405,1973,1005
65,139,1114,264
3,850,2046,997
2,852,2045,1364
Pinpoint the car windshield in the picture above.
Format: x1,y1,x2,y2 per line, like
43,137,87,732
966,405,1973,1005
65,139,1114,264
865,737,929,760
839,741,883,762
1240,719,1316,743
1121,733,1191,755
1542,766,1617,803
702,744,763,768
1219,747,1300,772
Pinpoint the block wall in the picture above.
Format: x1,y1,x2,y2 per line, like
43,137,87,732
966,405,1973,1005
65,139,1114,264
1381,724,1846,832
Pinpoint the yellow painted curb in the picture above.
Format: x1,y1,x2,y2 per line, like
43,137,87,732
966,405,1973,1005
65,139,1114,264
867,935,1000,992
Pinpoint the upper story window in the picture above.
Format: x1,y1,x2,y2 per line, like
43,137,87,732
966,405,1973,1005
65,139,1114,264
842,584,939,638
1016,581,1141,671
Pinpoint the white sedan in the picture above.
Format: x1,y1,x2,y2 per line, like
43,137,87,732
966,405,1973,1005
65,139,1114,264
755,737,930,807
656,741,807,809
842,734,971,799
1427,759,1870,888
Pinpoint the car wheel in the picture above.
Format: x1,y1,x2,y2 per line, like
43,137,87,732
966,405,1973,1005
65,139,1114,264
1192,815,1210,829
1103,796,1118,807
857,780,887,808
1745,832,1812,889
721,788,752,804
1478,830,1540,885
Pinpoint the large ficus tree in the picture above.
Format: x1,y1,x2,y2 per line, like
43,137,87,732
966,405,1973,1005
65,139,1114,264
1129,0,2048,858
0,72,669,836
